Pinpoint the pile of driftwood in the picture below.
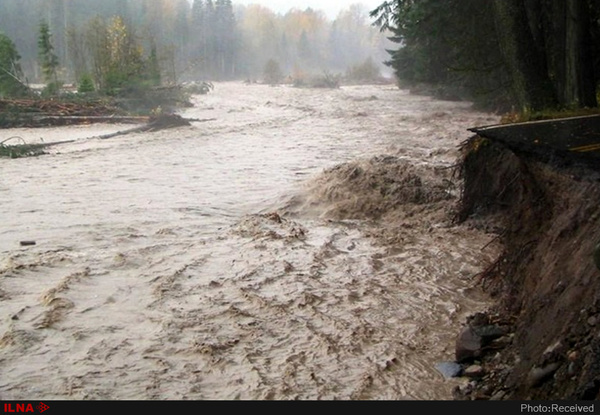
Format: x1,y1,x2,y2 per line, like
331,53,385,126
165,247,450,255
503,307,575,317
0,92,217,158
0,97,146,128
0,113,215,158
96,113,199,139
0,98,124,116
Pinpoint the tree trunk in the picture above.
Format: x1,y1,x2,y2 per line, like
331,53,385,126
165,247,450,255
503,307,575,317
563,0,597,108
542,0,566,105
523,0,545,57
492,0,557,111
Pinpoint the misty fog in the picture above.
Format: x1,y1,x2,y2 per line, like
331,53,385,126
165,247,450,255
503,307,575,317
0,0,394,86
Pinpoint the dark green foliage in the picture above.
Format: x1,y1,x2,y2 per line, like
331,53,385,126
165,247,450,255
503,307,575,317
41,81,63,98
84,16,163,99
38,20,60,92
0,0,387,89
371,0,510,110
0,32,29,98
371,0,600,112
77,73,95,93
491,0,558,111
0,138,46,158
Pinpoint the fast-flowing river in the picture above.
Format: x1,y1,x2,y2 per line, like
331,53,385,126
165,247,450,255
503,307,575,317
0,82,501,400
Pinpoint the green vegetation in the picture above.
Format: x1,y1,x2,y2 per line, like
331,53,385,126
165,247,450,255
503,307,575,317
0,32,29,98
0,137,46,158
77,73,95,94
38,20,60,97
0,0,389,128
0,0,389,89
83,15,159,97
371,0,600,114
1,12,197,127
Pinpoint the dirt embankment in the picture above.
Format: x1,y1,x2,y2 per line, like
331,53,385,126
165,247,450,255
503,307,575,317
453,136,600,400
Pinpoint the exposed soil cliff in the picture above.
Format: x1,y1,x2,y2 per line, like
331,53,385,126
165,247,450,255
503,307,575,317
453,136,600,400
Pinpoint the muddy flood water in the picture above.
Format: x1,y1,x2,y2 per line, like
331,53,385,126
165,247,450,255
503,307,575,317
0,82,502,400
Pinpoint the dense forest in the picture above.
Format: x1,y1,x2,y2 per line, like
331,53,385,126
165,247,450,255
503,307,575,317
0,0,391,94
4,0,600,116
371,0,600,112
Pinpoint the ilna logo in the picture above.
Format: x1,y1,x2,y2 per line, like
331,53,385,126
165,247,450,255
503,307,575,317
3,403,49,413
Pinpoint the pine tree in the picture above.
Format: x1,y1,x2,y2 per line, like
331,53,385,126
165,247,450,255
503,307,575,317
214,0,237,78
38,20,60,94
77,72,95,93
0,32,28,98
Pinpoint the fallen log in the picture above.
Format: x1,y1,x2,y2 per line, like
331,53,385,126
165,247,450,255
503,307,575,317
96,115,216,139
0,114,215,158
187,117,218,123
82,113,196,140
98,124,153,140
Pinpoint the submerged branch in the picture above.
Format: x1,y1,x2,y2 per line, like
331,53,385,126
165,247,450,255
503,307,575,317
0,114,213,158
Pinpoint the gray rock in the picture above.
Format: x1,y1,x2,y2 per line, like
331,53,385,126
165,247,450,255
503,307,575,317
435,361,463,379
456,326,483,363
464,365,485,378
528,363,561,387
474,325,506,345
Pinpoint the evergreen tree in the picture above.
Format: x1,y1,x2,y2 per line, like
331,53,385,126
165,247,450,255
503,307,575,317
492,0,558,111
0,32,28,98
372,0,600,111
214,0,238,79
38,20,60,94
77,72,95,93
0,0,392,89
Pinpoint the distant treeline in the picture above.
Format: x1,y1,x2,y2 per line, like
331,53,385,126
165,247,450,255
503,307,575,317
371,0,600,112
0,0,391,87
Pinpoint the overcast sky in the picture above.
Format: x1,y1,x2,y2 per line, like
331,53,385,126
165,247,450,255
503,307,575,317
232,0,385,20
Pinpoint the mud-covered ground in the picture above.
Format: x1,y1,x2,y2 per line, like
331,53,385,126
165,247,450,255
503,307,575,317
0,82,501,400
453,138,600,400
